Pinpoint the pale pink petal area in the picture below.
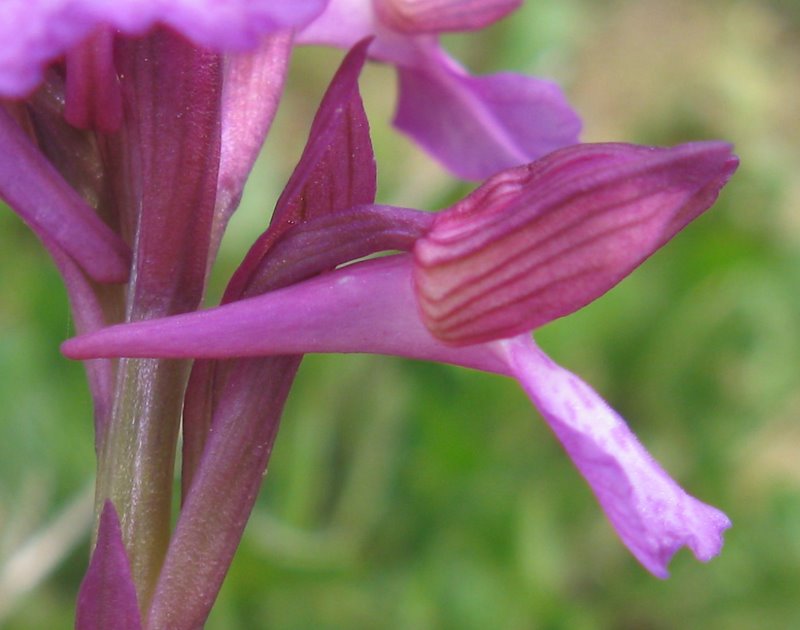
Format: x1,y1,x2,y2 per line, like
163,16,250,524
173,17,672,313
75,502,141,630
499,335,731,577
0,107,130,283
0,0,327,96
414,142,739,342
297,0,378,50
394,50,581,179
210,31,293,263
374,0,521,34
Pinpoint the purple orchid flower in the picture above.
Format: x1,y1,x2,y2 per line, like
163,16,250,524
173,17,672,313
298,0,582,179
0,0,737,625
64,119,738,582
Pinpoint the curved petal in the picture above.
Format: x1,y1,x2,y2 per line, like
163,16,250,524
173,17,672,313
500,336,730,577
394,48,582,180
0,0,328,96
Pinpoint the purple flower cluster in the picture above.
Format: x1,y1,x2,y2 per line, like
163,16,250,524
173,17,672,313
0,1,736,627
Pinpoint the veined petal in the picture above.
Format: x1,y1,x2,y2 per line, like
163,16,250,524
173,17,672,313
414,142,738,344
499,336,730,577
0,107,130,283
394,49,582,180
64,253,732,576
76,502,141,630
375,0,521,34
0,0,328,96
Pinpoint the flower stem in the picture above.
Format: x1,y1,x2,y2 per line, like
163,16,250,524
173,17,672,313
95,357,189,614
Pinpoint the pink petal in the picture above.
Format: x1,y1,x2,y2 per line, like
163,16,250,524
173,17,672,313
76,501,141,630
394,49,582,179
0,0,327,96
297,0,377,50
500,336,731,577
374,0,521,34
210,31,293,262
414,142,738,344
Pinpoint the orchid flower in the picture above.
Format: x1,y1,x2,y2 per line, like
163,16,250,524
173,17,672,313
0,0,737,625
299,0,582,179
64,79,738,587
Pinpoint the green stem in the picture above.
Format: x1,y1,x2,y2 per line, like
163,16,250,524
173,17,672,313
95,357,189,614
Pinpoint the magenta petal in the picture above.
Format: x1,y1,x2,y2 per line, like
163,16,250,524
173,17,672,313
501,336,730,577
394,50,581,180
0,108,130,283
62,254,509,375
76,501,141,630
0,0,328,96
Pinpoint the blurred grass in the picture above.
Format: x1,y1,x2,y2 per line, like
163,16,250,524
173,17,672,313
2,0,800,627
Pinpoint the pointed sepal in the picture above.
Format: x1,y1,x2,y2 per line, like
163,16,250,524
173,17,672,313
75,502,141,630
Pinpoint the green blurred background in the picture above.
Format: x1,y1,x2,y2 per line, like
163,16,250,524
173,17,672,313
2,0,799,627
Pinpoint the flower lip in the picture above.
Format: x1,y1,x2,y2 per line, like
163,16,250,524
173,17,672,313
413,141,739,345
